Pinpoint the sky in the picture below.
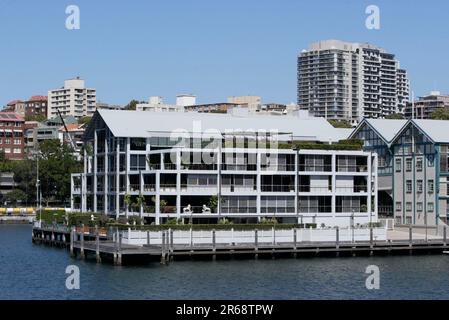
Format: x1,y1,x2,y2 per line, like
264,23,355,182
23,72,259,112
0,0,448,106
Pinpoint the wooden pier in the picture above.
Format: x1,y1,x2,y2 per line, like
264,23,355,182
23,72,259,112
32,224,449,266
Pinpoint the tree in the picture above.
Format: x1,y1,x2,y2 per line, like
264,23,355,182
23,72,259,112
11,159,36,204
385,113,404,120
78,116,92,126
5,189,27,205
431,108,449,120
37,140,83,205
25,114,47,122
328,119,353,128
123,100,140,110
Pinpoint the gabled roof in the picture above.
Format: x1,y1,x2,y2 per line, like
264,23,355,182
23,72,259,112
0,112,24,121
86,109,349,143
409,119,449,144
350,118,407,145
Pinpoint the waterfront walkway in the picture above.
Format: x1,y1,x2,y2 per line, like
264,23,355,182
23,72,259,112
31,224,449,266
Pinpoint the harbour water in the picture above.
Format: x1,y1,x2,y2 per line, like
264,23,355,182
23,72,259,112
1,224,449,300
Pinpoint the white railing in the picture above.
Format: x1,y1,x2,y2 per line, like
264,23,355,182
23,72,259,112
121,227,387,246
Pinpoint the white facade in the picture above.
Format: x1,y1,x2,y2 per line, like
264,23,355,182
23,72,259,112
136,96,184,112
71,110,378,227
47,78,97,118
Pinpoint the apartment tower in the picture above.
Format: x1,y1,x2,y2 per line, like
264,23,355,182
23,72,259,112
297,40,409,123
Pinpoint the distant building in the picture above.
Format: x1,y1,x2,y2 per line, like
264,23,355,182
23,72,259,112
185,102,240,113
25,96,48,119
298,40,410,123
227,96,261,112
48,77,97,119
96,102,123,111
58,123,86,152
5,100,26,117
0,112,25,160
404,91,449,119
176,95,196,108
136,96,184,112
24,121,39,154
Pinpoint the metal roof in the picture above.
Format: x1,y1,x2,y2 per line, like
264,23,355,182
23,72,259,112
90,109,346,142
350,119,407,145
410,119,449,143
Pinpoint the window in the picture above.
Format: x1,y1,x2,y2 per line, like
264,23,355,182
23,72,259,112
14,139,21,145
417,202,423,212
406,202,412,212
13,148,21,154
406,158,412,171
4,148,10,153
428,155,434,167
428,180,434,193
395,202,402,212
416,158,423,172
406,180,412,193
417,180,423,193
406,217,412,225
395,158,402,172
130,154,146,171
428,202,434,212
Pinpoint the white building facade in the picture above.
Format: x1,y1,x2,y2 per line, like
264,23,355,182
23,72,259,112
71,110,377,227
47,78,97,119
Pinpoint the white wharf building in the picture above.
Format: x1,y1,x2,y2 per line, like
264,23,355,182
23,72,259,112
71,110,378,227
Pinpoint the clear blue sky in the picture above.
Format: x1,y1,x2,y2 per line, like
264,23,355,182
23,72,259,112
1,0,448,105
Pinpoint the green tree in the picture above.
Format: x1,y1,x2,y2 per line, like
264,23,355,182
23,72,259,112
328,119,353,128
37,140,83,205
123,99,140,110
11,159,36,204
5,189,27,205
431,108,449,120
25,114,47,122
77,116,92,126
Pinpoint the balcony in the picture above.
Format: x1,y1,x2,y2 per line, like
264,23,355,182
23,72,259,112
261,185,295,193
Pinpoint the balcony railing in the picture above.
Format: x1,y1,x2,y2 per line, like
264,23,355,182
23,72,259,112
261,185,295,192
162,163,177,170
261,164,296,171
160,184,177,192
220,207,258,214
180,164,218,171
129,184,140,192
181,185,217,192
261,207,296,213
143,184,156,192
298,165,333,172
337,165,368,173
221,164,257,171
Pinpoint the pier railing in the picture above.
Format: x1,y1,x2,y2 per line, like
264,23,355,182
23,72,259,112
120,227,387,246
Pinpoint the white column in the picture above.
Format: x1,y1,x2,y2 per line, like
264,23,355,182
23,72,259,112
155,172,161,225
93,130,98,212
115,140,120,219
256,151,261,221
104,134,108,214
331,153,337,223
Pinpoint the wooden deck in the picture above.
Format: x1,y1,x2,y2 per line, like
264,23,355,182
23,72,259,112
32,225,449,266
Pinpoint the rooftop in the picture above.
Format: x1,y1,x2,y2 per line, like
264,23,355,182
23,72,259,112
87,109,349,142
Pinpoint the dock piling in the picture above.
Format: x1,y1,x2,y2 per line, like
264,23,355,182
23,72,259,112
80,224,85,260
212,229,216,261
95,225,101,263
254,229,258,260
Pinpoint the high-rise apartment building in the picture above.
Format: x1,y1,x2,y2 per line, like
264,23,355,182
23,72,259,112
297,40,409,123
47,77,96,119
